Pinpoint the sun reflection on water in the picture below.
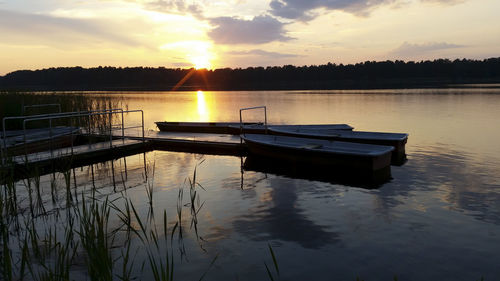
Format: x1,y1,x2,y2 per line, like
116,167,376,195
197,90,209,121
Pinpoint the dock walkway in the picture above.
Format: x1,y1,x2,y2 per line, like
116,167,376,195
2,131,245,181
5,139,148,180
12,139,145,165
125,131,246,156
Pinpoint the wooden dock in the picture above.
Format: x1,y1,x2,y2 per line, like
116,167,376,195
1,130,246,182
130,131,246,156
7,139,150,180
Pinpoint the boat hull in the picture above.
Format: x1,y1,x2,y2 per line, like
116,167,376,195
2,127,80,158
269,128,407,165
156,122,258,134
3,134,78,158
156,121,353,135
227,124,353,135
242,134,393,175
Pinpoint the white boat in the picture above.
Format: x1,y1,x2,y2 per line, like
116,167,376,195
228,123,353,134
155,121,353,134
268,127,408,164
241,134,394,173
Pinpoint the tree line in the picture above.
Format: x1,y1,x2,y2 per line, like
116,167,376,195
1,58,499,91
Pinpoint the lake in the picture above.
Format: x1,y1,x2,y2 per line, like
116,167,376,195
3,88,500,281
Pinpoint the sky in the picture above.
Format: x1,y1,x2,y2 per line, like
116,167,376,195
0,0,499,75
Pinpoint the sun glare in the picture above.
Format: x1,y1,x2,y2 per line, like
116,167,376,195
160,40,214,70
192,56,211,70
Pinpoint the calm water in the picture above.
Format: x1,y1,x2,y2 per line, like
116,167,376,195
10,89,500,280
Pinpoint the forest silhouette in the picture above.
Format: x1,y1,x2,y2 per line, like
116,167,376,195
1,58,499,91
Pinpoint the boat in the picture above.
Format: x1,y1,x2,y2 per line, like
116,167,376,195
268,127,408,164
155,121,353,135
1,126,80,158
241,134,394,176
227,123,353,135
155,121,259,134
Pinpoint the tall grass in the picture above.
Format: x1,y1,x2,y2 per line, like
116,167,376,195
0,91,125,130
76,194,113,281
0,153,225,281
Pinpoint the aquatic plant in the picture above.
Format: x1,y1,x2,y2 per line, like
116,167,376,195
264,243,280,281
76,194,114,281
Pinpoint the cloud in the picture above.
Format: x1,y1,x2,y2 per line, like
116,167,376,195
0,9,140,47
227,49,299,58
269,0,395,20
172,62,193,67
144,0,204,18
391,42,464,57
420,0,465,4
208,15,292,44
222,49,300,68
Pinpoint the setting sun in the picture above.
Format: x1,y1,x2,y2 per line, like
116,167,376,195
159,40,214,70
191,55,211,70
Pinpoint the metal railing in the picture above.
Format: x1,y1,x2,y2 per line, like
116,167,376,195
1,109,144,164
239,106,267,136
2,109,124,161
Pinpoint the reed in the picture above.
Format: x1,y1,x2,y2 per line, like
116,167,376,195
0,91,125,130
0,184,14,281
22,215,78,281
145,158,155,222
24,177,35,217
145,210,175,281
63,169,73,205
33,169,47,215
76,193,114,281
264,243,280,281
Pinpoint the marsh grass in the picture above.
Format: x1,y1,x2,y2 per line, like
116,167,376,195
0,153,225,281
77,193,113,281
0,91,125,131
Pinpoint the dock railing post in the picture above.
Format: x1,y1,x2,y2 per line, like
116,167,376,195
239,109,243,135
109,111,113,148
22,120,27,163
87,114,92,145
1,127,4,165
2,118,7,164
70,117,75,155
141,110,145,143
239,105,268,138
264,106,268,134
0,140,3,165
121,109,125,140
49,118,53,158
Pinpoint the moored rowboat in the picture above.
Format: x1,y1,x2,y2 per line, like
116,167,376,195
241,134,394,173
227,123,353,134
155,121,353,134
268,127,408,164
155,121,255,134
